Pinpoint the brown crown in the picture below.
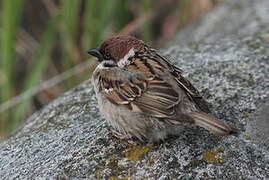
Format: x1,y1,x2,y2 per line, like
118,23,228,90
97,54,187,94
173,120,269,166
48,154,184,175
100,35,144,61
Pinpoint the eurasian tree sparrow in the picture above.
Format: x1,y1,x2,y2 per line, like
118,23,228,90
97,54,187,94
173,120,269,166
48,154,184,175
88,35,237,143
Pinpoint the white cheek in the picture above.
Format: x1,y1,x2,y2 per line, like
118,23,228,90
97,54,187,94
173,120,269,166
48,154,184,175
117,48,135,68
96,60,114,69
96,62,105,69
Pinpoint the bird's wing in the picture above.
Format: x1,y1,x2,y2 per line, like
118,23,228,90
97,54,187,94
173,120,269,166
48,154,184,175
136,46,211,113
173,74,211,113
97,67,180,118
153,50,211,113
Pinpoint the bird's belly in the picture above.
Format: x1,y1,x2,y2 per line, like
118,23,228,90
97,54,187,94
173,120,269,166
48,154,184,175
95,92,176,141
95,92,146,139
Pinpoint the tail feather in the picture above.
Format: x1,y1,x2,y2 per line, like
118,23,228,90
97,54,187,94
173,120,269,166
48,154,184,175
189,112,237,136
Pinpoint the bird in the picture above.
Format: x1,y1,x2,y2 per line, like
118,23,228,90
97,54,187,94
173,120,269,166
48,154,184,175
88,35,237,143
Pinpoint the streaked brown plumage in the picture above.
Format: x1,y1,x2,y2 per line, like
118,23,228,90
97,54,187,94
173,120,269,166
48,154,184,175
88,35,237,143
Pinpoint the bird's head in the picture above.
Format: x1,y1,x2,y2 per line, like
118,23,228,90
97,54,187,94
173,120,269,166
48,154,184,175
88,35,144,64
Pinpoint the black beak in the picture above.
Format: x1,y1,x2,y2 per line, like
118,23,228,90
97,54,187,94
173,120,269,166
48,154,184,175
87,48,103,62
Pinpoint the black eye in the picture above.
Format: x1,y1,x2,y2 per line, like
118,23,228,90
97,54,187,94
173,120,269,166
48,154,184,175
104,52,111,60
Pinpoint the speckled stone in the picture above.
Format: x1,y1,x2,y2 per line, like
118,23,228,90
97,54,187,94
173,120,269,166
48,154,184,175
1,0,269,179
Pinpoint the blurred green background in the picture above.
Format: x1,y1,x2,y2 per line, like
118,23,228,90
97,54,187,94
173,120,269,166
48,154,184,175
0,0,220,139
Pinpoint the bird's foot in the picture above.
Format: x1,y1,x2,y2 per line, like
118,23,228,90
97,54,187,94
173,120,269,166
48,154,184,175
111,129,138,145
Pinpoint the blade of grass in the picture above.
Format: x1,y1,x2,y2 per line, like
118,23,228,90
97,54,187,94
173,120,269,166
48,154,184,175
96,0,114,43
82,0,95,49
59,0,81,63
13,15,60,128
0,0,23,131
113,0,132,33
142,0,153,43
59,0,81,88
83,0,114,49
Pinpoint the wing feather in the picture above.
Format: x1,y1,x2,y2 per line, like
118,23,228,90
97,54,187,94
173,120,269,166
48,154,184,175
98,69,179,118
150,49,211,113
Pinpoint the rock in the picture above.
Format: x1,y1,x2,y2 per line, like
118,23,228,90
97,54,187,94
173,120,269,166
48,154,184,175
246,102,269,143
1,0,269,179
174,0,269,45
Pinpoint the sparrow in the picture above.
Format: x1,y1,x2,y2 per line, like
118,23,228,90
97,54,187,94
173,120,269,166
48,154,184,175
88,35,237,143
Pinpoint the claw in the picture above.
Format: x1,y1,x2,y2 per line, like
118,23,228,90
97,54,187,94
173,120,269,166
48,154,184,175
111,129,139,145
